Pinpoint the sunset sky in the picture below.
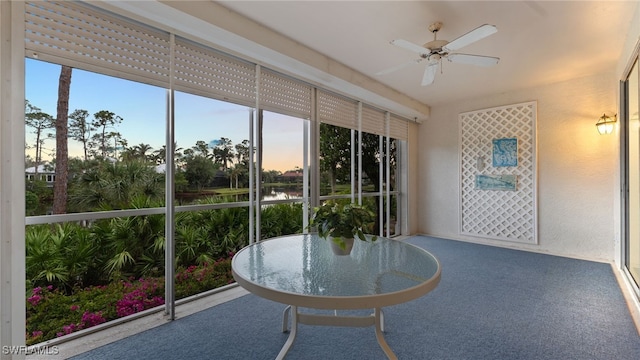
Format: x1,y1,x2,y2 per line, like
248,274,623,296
25,59,304,173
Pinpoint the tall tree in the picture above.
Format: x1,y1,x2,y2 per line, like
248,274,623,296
213,137,235,171
53,65,72,214
192,140,212,159
90,110,123,158
319,123,351,194
68,109,91,161
235,139,251,166
25,101,54,175
152,142,183,165
184,155,216,191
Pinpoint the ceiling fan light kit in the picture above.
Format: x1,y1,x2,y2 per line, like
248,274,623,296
378,22,500,86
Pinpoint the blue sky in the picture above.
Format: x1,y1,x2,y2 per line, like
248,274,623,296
25,59,303,172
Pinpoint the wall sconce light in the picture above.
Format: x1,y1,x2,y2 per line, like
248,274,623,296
595,113,617,135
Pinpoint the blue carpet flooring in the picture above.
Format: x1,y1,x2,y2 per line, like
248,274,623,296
71,236,640,359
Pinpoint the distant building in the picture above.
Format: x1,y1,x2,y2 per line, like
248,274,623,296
154,163,166,173
25,164,56,186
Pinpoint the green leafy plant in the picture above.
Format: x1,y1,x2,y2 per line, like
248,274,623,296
308,200,377,249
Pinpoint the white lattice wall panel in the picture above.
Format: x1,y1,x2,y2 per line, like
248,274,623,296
459,101,537,244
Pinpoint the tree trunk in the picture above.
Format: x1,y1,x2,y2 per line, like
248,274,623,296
34,131,41,176
53,65,72,214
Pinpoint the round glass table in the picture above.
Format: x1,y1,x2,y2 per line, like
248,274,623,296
232,234,441,359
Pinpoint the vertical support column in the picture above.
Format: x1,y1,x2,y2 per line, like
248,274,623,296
378,134,384,236
303,119,309,232
357,102,363,205
303,88,314,230
399,140,409,236
385,113,391,238
310,89,320,209
248,109,255,244
1,1,26,358
254,65,262,242
350,129,356,203
256,109,263,241
164,34,176,320
619,78,629,269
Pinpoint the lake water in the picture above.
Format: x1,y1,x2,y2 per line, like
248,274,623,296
176,186,303,205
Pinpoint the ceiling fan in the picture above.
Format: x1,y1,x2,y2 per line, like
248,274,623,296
377,22,500,86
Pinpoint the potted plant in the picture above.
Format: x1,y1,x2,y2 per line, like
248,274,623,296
308,200,377,255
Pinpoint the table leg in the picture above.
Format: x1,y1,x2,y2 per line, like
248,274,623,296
282,305,292,332
276,305,298,360
374,308,397,360
277,306,396,360
378,308,385,333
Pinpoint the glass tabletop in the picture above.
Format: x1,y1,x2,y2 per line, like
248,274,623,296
232,234,441,308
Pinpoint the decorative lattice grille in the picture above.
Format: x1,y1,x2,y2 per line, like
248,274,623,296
459,101,537,244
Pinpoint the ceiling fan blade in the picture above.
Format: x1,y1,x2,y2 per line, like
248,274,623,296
443,24,497,52
390,39,428,55
376,58,424,75
447,53,499,67
421,62,438,86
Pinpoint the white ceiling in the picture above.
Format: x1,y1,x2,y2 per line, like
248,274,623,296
219,0,637,107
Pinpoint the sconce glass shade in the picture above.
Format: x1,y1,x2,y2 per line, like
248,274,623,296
596,113,617,135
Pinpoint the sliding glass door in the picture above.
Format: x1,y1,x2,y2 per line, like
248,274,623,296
624,57,640,289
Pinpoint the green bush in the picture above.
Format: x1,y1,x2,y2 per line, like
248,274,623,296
25,196,303,345
260,203,304,239
174,258,233,299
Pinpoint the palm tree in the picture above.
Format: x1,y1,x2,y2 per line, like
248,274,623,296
68,159,164,211
213,137,235,171
133,143,153,161
152,142,183,165
234,139,251,165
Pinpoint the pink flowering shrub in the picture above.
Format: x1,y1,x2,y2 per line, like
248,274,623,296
27,286,53,306
81,311,107,327
116,278,165,317
26,257,234,345
54,311,107,337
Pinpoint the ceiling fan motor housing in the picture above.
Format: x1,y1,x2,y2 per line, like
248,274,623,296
423,39,449,53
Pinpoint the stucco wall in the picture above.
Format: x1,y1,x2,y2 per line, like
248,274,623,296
416,72,618,262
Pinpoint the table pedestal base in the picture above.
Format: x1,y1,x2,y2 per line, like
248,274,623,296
277,305,396,360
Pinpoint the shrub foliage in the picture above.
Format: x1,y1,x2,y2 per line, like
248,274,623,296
25,202,303,345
